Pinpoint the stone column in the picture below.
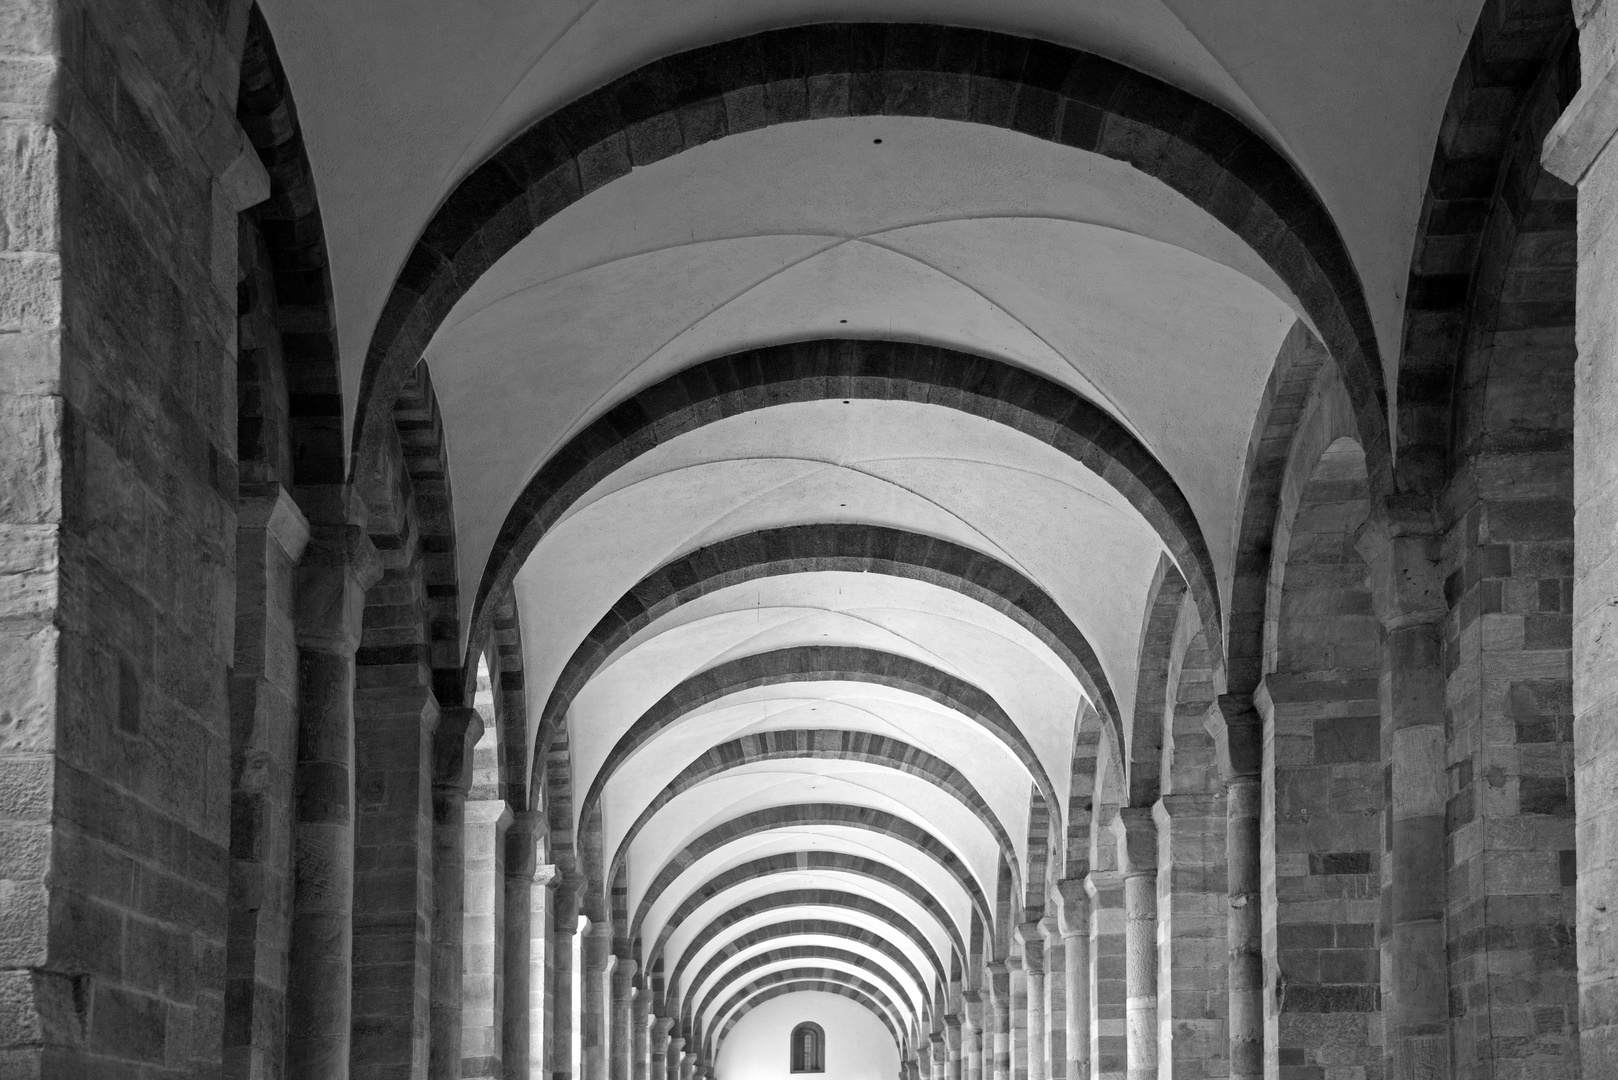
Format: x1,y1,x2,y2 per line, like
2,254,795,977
947,1013,964,1080
611,959,639,1080
1085,870,1125,1080
1040,916,1064,1080
1016,925,1046,1080
1358,506,1450,1078
1206,695,1262,1080
1113,811,1156,1080
550,878,585,1080
429,707,483,1080
1009,953,1028,1080
932,1031,949,1080
1151,792,1228,1079
1053,882,1089,1080
463,799,515,1078
226,487,310,1080
962,990,984,1080
988,961,1011,1080
651,1016,673,1080
287,519,382,1080
679,1051,696,1080
633,982,652,1080
666,1037,686,1080
1545,60,1618,1070
504,813,545,1080
583,924,615,1080
532,865,559,1080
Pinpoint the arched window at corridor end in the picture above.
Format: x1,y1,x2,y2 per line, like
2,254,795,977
790,1022,825,1073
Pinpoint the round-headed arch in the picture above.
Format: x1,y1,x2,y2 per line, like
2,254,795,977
479,340,1219,712
666,890,948,1014
647,851,966,979
358,25,1392,623
706,969,907,1058
710,979,903,1063
541,521,1122,758
586,644,1057,863
608,728,1018,896
687,943,920,1034
681,920,933,1023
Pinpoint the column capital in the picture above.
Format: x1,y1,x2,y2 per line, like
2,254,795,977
1037,914,1059,944
654,1016,675,1037
432,706,483,797
1545,46,1618,182
1205,694,1262,784
295,522,382,652
465,797,513,827
553,874,587,933
1110,807,1156,876
535,862,559,887
1052,878,1089,937
1013,922,1044,972
238,482,310,562
1354,497,1444,628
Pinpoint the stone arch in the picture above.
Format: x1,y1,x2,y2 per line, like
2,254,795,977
485,341,1215,717
1021,791,1052,918
608,731,1018,902
706,969,908,1056
712,980,903,1062
354,23,1391,528
687,944,921,1032
488,590,530,808
540,521,1123,758
647,853,967,977
1065,700,1104,881
680,922,935,1022
1259,410,1381,1074
1397,2,1576,492
1127,556,1187,807
633,803,991,947
583,643,1058,864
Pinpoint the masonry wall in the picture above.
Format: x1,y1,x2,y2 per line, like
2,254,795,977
0,0,260,1074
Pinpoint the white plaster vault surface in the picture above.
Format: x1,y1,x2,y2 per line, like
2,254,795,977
253,0,1483,1051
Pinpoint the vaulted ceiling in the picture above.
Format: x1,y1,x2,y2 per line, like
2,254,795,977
261,0,1481,1056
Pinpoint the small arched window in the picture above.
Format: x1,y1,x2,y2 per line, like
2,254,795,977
789,1022,825,1073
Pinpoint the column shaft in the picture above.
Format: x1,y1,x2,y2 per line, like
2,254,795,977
504,814,544,1080
1114,811,1156,1080
1041,917,1064,1080
989,963,1011,1080
429,708,482,1080
583,926,614,1080
549,880,584,1080
1209,697,1262,1080
611,960,638,1080
287,523,380,1080
1054,882,1090,1080
463,800,514,1078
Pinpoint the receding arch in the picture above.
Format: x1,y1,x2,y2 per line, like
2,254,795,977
711,980,903,1063
680,921,934,1023
476,340,1222,706
355,25,1391,561
607,729,1018,897
687,945,920,1035
584,644,1058,854
708,971,904,1058
662,888,950,998
633,803,993,945
646,852,967,974
541,522,1121,755
1126,555,1187,807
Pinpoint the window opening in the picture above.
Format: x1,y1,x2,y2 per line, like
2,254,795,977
790,1021,825,1073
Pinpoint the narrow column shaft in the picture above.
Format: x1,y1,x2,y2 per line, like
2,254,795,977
463,799,514,1078
429,708,482,1080
610,960,638,1080
932,1033,949,1080
632,986,652,1080
1040,918,1064,1080
1113,811,1157,1080
1010,957,1029,1080
1358,516,1450,1079
226,489,309,1080
947,1016,963,1080
962,991,984,1080
1016,924,1046,1080
1053,882,1090,1080
989,963,1011,1080
651,1016,673,1080
503,814,543,1080
532,866,558,1080
583,926,614,1080
1209,697,1262,1080
666,1037,686,1080
287,523,380,1080
549,880,584,1080
1085,869,1126,1080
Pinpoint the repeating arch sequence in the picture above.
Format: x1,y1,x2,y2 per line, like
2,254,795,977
607,729,1019,896
711,979,903,1061
585,643,1058,862
707,969,906,1054
478,339,1224,714
634,802,990,949
358,25,1392,593
542,521,1123,761
687,944,921,1031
